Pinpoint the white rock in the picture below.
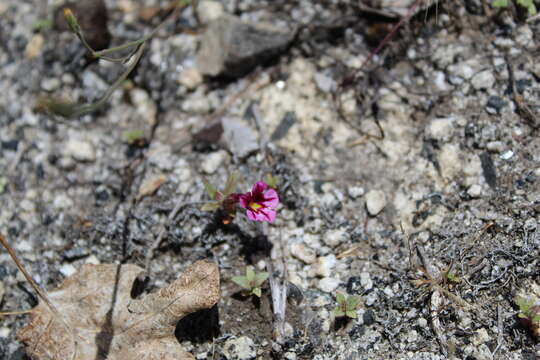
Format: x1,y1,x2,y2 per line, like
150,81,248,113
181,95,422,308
323,229,345,248
360,272,373,291
425,117,455,142
41,77,61,91
314,72,336,92
222,336,256,360
348,186,365,199
200,150,227,174
467,184,482,198
314,255,336,277
318,277,340,293
471,70,495,90
197,0,225,25
178,67,203,90
290,243,316,264
439,143,461,179
59,264,77,277
65,138,96,162
365,190,387,216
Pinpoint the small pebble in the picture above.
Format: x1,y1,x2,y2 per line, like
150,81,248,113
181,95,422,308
467,184,482,198
348,186,365,199
65,138,96,162
200,150,227,174
290,243,316,264
222,336,256,360
323,229,345,248
314,255,336,277
365,190,387,216
318,277,340,293
59,264,77,277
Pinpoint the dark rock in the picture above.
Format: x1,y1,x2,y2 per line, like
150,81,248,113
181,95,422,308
54,0,111,51
1,139,19,151
63,247,89,261
271,111,297,142
346,276,362,295
197,15,294,78
479,152,497,188
486,96,507,113
363,310,376,326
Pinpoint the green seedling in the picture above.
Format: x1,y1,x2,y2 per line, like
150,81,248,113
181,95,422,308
334,292,361,319
201,172,240,223
232,266,269,297
122,129,145,145
32,19,53,33
0,177,7,194
516,295,540,338
263,173,281,189
492,0,537,15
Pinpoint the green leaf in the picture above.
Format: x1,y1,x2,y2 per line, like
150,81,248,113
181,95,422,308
334,308,345,317
346,295,360,310
252,287,262,297
533,314,540,323
202,180,218,200
492,0,509,7
255,272,269,286
336,292,346,305
200,202,220,212
0,177,7,194
245,266,255,282
223,171,240,196
32,19,53,33
232,276,250,290
122,129,145,144
346,310,358,319
264,174,280,189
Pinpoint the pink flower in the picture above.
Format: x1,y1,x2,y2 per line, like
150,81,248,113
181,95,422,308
239,181,279,223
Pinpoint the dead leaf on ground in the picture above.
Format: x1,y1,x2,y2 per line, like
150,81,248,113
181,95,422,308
18,260,220,360
137,174,168,200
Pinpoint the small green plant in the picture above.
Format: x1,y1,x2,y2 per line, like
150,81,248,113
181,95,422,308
515,295,540,338
231,266,269,297
334,292,361,319
492,0,537,15
122,129,145,145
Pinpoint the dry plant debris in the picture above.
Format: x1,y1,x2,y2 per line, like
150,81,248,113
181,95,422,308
17,260,220,360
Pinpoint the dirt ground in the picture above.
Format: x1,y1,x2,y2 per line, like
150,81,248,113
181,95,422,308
1,0,540,359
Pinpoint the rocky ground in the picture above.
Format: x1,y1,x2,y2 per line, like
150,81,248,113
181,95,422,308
1,0,540,359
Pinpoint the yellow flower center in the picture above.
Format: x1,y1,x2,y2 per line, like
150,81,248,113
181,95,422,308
248,201,263,211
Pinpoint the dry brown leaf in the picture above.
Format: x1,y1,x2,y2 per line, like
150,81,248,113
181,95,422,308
18,260,220,360
137,174,167,200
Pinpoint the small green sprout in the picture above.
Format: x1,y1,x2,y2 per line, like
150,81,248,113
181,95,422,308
334,292,361,319
516,295,540,338
32,19,53,33
492,0,537,15
201,172,240,224
232,266,269,297
0,177,7,194
263,173,281,189
122,129,145,145
445,271,460,284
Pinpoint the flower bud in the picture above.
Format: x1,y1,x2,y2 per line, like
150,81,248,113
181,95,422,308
63,8,81,34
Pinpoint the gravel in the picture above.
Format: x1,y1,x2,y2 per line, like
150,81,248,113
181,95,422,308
1,0,540,359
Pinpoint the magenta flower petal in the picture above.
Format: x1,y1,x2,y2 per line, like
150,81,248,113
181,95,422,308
246,209,258,221
238,195,248,209
260,188,279,208
261,208,276,223
252,181,268,194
